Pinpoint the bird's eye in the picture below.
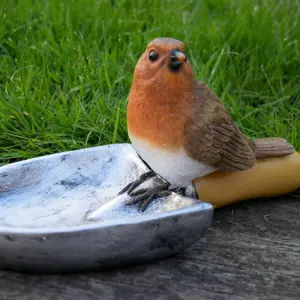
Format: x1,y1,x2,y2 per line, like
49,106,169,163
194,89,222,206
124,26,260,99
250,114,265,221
149,50,159,62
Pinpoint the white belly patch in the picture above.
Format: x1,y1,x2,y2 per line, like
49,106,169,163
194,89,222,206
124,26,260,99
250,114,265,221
129,133,216,187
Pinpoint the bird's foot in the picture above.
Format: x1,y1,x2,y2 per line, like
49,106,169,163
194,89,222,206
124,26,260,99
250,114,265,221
118,170,157,195
127,185,186,212
118,170,185,212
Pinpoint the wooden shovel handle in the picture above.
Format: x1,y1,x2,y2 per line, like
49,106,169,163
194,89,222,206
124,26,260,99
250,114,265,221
193,152,300,208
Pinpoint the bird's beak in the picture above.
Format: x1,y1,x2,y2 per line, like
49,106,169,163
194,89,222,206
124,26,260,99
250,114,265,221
170,49,187,71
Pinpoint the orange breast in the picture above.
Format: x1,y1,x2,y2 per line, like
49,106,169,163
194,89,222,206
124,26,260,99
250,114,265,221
127,89,190,150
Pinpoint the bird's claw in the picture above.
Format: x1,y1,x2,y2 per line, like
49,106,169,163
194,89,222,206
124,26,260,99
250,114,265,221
118,170,156,195
135,187,186,212
126,180,171,212
118,170,185,212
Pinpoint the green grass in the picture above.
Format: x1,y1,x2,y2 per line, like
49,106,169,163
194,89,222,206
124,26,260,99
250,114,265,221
0,0,299,165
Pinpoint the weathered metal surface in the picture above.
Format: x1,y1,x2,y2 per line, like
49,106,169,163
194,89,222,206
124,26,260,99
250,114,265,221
0,143,213,273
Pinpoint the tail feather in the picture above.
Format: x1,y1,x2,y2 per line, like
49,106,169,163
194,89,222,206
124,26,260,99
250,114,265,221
254,138,294,159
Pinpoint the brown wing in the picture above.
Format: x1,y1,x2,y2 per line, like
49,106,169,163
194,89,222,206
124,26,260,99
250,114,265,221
183,80,256,171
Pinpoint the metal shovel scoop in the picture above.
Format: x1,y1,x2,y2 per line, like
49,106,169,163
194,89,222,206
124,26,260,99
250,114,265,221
0,143,213,273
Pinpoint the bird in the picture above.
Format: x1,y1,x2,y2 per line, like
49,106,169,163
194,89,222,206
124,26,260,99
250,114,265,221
119,37,294,211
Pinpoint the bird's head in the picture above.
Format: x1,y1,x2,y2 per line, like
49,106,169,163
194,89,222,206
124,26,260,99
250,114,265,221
127,38,194,147
131,38,193,91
